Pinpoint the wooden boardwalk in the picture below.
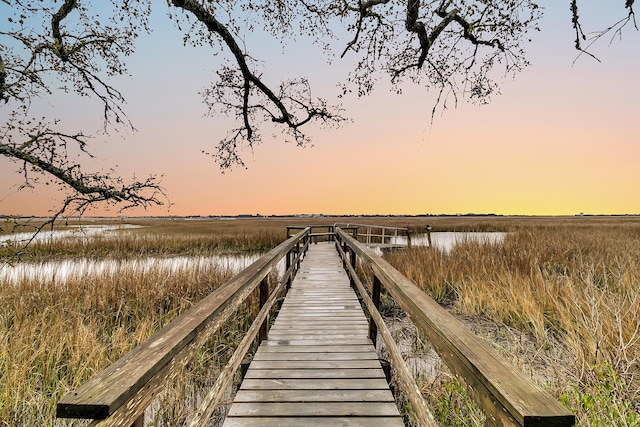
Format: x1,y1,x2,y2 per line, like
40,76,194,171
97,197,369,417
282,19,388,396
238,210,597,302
222,242,404,427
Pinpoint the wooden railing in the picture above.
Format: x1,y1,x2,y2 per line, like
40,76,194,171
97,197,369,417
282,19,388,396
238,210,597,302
335,227,575,427
334,222,413,248
56,228,312,427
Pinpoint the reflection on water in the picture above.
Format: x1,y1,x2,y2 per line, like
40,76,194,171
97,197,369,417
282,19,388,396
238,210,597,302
2,229,504,285
391,232,506,252
0,254,262,285
1,224,143,245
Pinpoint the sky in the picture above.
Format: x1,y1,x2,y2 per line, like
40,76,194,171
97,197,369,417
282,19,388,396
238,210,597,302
1,1,639,217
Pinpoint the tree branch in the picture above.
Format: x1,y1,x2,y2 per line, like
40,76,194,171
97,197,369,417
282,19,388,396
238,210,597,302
51,0,78,62
171,0,346,168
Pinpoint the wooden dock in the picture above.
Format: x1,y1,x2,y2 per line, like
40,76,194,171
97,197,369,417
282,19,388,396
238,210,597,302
222,243,404,427
57,226,574,427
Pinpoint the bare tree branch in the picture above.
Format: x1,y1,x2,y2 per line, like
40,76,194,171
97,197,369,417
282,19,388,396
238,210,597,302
1,0,161,227
170,0,346,169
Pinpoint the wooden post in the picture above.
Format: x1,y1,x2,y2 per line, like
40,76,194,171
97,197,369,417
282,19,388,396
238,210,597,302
349,248,357,288
426,225,432,248
369,275,381,347
131,414,144,427
258,278,269,344
285,251,292,289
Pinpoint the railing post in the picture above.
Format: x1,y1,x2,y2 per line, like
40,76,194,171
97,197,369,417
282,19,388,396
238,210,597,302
286,251,292,289
342,234,348,259
349,247,357,288
258,278,269,344
131,414,144,427
369,275,381,347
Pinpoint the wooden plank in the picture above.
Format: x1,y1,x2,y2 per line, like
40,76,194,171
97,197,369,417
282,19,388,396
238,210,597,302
274,312,365,317
266,335,366,342
273,316,365,321
263,339,373,346
239,378,390,390
234,389,394,402
253,351,379,361
268,330,365,335
257,344,375,353
269,324,369,331
223,417,404,427
279,305,361,310
244,368,386,379
227,402,400,417
267,332,368,338
248,360,381,369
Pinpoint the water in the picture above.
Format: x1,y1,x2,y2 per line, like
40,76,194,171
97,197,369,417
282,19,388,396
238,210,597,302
1,227,505,285
1,224,142,245
0,221,288,285
391,231,506,252
0,254,262,285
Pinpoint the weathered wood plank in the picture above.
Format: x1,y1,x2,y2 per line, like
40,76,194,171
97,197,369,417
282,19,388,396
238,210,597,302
263,339,373,346
239,378,390,390
248,360,381,369
269,328,368,336
266,334,366,341
234,389,394,402
274,311,365,316
227,402,400,417
222,417,405,427
253,351,378,361
257,344,375,353
245,368,386,379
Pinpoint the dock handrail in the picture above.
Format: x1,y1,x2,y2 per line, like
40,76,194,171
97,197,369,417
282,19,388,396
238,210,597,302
57,228,312,426
335,227,575,427
334,222,412,248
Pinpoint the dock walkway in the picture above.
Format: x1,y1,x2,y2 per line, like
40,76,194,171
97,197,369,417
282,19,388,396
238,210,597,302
222,242,403,426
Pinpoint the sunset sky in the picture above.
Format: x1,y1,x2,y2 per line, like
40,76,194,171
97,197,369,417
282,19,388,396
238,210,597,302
1,2,639,217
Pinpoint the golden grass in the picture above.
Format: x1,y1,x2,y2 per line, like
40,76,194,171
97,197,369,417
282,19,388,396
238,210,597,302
0,250,253,426
385,222,640,426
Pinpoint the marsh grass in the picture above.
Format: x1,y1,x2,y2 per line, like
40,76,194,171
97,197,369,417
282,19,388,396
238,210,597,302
2,218,285,261
0,249,263,426
385,223,640,426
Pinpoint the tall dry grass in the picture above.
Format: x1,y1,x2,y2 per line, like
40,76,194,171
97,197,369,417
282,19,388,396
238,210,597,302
385,223,640,426
0,250,260,426
2,218,285,261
